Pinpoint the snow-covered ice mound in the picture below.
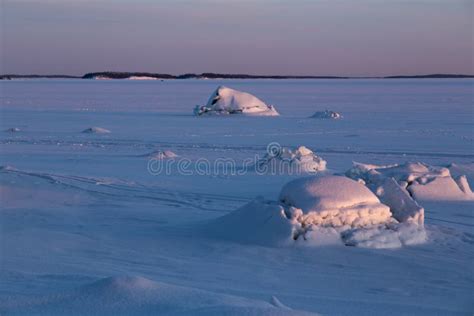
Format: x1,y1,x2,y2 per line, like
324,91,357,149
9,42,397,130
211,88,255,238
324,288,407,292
347,162,474,204
82,126,111,134
310,110,342,119
256,145,327,173
3,276,315,315
5,127,21,132
194,86,279,116
141,150,178,159
209,176,426,248
279,176,393,228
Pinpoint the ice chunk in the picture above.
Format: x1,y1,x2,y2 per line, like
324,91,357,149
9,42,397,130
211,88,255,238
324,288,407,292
256,145,327,174
369,178,424,225
194,86,279,116
81,127,111,134
310,110,342,119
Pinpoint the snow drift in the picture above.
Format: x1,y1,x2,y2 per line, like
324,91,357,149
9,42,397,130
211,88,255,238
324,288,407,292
194,86,279,116
209,176,426,248
3,276,315,316
310,110,342,119
256,146,327,174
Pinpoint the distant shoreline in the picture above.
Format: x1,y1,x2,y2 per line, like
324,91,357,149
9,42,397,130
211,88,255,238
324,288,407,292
1,72,473,80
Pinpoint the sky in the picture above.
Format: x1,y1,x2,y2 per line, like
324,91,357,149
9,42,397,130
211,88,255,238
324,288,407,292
1,0,473,76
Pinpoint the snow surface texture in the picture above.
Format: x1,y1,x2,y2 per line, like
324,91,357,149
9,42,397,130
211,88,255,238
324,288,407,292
211,176,426,248
3,276,314,316
256,146,327,173
310,110,342,119
81,126,111,134
1,79,473,315
194,86,279,116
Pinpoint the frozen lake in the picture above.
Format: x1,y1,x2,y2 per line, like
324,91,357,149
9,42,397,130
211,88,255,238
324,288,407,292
1,79,473,315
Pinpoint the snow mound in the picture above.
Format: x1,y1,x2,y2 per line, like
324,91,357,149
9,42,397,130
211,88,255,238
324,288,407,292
142,150,178,159
347,161,474,205
4,276,315,315
5,127,21,132
194,86,279,116
279,176,393,228
256,145,327,173
81,126,111,134
210,194,424,249
310,110,342,119
209,176,427,248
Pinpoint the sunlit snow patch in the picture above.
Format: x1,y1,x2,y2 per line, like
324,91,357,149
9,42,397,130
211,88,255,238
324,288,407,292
193,86,279,116
210,176,426,248
256,145,327,174
81,127,111,134
310,110,342,119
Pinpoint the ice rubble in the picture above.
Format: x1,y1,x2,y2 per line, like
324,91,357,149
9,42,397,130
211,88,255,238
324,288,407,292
82,127,111,134
210,176,426,248
346,162,474,204
256,146,327,173
5,276,315,316
310,110,342,119
193,86,279,116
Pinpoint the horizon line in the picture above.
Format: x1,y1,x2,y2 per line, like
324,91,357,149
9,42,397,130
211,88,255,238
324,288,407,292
1,72,474,80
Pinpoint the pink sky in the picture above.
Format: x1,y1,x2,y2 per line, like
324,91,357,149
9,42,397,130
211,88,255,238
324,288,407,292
1,0,473,76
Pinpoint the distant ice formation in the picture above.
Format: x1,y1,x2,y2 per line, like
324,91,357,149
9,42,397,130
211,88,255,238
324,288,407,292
5,127,21,132
142,150,178,159
256,146,327,173
310,110,342,119
194,86,279,116
81,127,111,134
